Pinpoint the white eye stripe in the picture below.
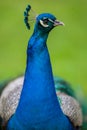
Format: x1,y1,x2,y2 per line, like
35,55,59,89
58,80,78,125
48,18,54,23
40,20,49,27
43,18,54,24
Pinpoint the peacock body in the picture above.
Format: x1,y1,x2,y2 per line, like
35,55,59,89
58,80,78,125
0,76,82,129
0,5,83,130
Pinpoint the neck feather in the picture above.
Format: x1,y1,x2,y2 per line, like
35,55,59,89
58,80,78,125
7,31,63,129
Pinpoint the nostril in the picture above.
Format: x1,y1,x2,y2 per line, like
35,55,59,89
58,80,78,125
54,20,65,26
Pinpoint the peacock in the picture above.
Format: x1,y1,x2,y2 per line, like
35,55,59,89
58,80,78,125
0,4,84,130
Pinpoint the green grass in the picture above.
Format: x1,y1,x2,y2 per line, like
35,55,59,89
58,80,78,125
0,0,87,98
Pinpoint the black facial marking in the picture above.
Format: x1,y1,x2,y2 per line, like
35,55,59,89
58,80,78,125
43,18,49,25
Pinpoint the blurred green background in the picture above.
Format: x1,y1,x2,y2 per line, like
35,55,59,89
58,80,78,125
0,0,87,99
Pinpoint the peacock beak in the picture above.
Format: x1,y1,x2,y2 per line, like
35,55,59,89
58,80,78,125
54,20,65,26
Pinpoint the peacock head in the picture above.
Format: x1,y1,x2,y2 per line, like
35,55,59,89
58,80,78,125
24,5,64,33
35,13,64,33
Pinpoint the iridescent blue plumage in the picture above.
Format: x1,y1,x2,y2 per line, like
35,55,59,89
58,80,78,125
6,11,75,129
7,10,73,130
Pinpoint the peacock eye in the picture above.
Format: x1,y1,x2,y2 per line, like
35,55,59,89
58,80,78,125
43,18,49,25
39,18,49,27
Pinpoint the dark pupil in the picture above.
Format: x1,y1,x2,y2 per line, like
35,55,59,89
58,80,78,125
43,18,49,24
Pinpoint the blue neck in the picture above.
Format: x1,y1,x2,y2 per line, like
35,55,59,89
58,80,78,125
7,31,73,130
